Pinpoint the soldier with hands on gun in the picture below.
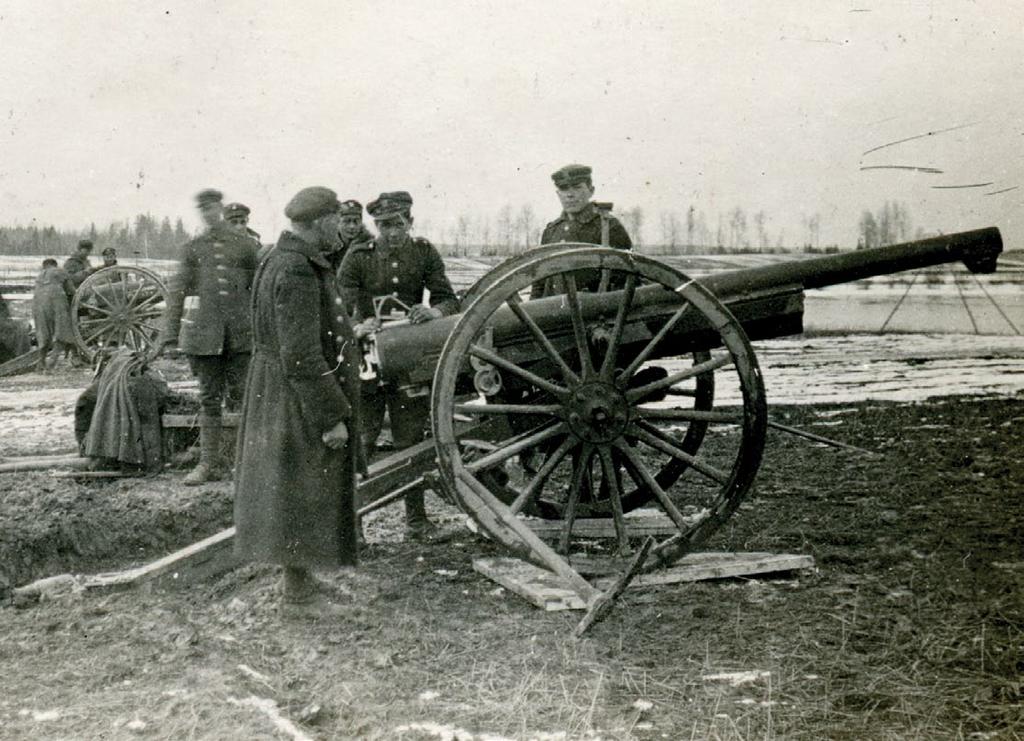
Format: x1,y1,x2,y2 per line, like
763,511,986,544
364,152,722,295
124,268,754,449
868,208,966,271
337,190,459,540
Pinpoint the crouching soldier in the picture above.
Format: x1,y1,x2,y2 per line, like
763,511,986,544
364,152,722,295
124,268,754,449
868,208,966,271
163,188,258,485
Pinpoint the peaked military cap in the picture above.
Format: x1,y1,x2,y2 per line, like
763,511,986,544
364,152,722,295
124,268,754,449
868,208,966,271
366,191,413,219
195,188,224,206
339,199,363,216
284,186,342,223
551,164,593,188
223,202,251,219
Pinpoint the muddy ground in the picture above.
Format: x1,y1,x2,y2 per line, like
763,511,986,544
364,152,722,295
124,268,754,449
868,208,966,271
0,345,1022,739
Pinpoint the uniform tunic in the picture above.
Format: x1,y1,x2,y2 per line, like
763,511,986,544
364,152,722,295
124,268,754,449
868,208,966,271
63,253,94,288
32,266,76,347
163,222,258,356
533,202,633,298
234,231,362,567
337,234,458,321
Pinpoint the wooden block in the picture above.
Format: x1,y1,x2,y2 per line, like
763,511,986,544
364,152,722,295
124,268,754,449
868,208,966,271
525,513,679,539
0,348,40,377
473,557,588,611
593,552,815,590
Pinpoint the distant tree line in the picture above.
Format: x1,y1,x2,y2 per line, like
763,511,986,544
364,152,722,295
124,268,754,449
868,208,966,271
0,200,915,260
0,215,192,259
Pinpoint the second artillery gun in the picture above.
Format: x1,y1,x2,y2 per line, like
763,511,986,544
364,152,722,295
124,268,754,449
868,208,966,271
354,227,1002,602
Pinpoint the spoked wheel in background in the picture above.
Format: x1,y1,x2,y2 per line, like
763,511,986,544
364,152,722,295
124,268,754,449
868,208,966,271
71,266,168,361
431,246,767,593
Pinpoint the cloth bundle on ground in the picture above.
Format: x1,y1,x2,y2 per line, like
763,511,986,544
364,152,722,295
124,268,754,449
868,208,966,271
0,295,31,363
75,350,169,471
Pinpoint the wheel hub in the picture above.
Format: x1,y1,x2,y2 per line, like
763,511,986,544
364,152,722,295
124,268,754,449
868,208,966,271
565,381,630,444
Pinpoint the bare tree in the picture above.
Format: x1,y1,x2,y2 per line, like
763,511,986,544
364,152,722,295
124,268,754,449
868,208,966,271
659,211,681,252
620,206,644,248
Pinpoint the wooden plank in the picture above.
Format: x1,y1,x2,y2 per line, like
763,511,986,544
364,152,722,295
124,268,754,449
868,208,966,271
473,557,588,611
161,412,241,428
526,513,679,539
0,456,90,473
593,552,815,589
83,527,239,591
0,348,40,377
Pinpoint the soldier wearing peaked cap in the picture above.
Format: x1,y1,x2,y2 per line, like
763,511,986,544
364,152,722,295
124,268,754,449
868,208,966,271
234,185,363,607
324,199,373,275
533,163,632,299
337,190,459,541
162,188,258,485
224,202,263,246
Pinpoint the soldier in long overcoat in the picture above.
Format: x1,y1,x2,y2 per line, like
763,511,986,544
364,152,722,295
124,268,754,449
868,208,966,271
234,186,363,605
163,189,258,484
32,258,77,371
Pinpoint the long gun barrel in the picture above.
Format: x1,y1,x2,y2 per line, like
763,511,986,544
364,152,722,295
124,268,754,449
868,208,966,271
369,227,1002,386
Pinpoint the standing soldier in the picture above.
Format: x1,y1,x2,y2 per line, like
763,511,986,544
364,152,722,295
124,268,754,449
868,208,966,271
32,258,78,371
326,199,373,275
64,239,98,288
533,163,632,298
101,248,118,267
224,202,263,245
234,186,362,608
338,190,459,539
163,189,258,485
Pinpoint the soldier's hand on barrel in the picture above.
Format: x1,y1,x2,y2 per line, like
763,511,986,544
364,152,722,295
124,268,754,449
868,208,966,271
354,318,381,339
322,420,349,449
408,304,442,324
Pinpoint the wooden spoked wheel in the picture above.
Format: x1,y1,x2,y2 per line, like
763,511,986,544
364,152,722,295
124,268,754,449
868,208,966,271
431,247,767,586
71,266,168,361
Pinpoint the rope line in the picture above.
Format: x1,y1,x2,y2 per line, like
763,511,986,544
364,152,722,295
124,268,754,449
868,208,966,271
970,273,1022,335
950,265,979,334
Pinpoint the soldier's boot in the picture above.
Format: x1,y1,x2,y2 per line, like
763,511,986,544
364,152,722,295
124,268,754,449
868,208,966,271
404,488,437,542
184,416,223,486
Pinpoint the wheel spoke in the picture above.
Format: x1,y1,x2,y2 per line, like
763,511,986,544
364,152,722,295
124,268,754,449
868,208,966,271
559,443,592,554
133,292,165,311
598,273,638,379
614,439,697,533
564,274,594,379
635,407,743,424
510,435,576,515
469,343,568,398
124,278,147,308
631,420,729,484
618,303,691,382
625,353,732,403
82,323,112,344
506,298,580,385
465,421,567,473
597,445,630,556
454,402,562,416
79,303,113,317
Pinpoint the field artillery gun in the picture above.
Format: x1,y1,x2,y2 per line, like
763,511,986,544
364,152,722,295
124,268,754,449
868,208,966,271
357,227,1002,602
70,265,169,361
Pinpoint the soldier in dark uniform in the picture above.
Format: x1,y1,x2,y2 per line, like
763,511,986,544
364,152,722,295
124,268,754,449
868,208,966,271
326,199,373,275
32,258,77,371
101,248,118,267
64,240,98,288
163,189,258,485
234,186,362,607
532,163,633,298
224,202,263,245
337,191,459,539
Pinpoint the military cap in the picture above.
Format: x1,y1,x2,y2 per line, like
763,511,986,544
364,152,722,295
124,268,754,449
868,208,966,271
223,202,251,219
338,199,363,216
102,247,116,256
195,188,224,207
366,191,413,219
77,239,94,250
284,186,342,223
551,164,593,188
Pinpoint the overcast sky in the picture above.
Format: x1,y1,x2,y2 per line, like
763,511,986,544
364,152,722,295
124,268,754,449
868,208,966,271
1,1,1021,249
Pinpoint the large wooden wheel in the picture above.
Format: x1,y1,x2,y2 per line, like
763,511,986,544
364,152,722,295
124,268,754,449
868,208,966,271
431,246,767,591
71,266,168,361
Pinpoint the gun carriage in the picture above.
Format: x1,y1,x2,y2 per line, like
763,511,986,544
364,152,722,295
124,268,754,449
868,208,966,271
357,228,1002,601
70,265,169,361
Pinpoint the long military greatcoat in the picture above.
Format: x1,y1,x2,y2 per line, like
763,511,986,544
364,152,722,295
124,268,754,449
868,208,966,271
32,266,76,346
234,231,362,567
163,222,257,356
